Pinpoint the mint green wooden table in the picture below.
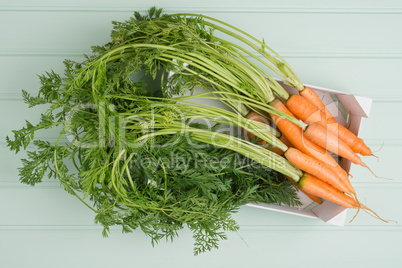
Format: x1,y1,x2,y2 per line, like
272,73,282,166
1,1,401,267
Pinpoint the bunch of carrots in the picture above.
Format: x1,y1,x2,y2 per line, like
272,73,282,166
244,86,382,220
82,9,386,221
156,13,384,220
163,13,390,221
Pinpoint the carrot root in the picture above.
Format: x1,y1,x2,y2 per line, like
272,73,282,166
303,123,364,167
286,176,322,204
269,99,339,168
244,110,285,155
372,141,384,154
298,174,356,208
360,203,391,223
300,86,336,123
286,94,372,156
371,154,380,160
285,148,350,194
360,162,392,180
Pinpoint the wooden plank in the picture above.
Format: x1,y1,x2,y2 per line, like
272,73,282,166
0,185,398,226
1,0,402,13
0,227,401,267
0,12,401,55
2,57,402,100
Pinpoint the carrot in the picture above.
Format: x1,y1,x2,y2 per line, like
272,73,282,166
284,148,350,194
300,86,337,124
286,176,322,204
298,173,360,208
304,123,368,167
329,124,372,156
298,173,388,222
285,94,327,124
269,99,339,168
308,124,379,181
244,108,352,194
286,94,372,156
244,111,269,145
279,134,293,148
245,107,355,195
269,99,356,194
245,110,269,124
244,111,284,155
302,190,322,204
325,163,355,194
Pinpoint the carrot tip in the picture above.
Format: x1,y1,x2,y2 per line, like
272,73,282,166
371,153,380,161
356,198,391,223
349,198,391,224
372,141,385,154
361,205,392,224
349,207,361,223
363,164,392,180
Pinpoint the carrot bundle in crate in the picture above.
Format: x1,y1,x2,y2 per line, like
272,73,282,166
245,82,376,225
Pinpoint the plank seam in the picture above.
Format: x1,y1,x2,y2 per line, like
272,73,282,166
0,225,398,231
2,49,402,59
1,136,402,146
2,95,402,103
1,6,402,14
1,181,401,189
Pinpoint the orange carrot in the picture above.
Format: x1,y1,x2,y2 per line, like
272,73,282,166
245,110,269,124
299,174,387,222
284,148,350,194
244,111,284,155
328,123,371,156
304,191,322,204
300,86,337,124
286,94,327,124
325,163,355,194
298,174,360,208
286,176,322,204
304,123,367,167
244,109,352,195
269,99,356,194
269,99,339,168
302,190,323,204
286,94,372,156
305,123,381,182
244,107,356,195
279,134,293,148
